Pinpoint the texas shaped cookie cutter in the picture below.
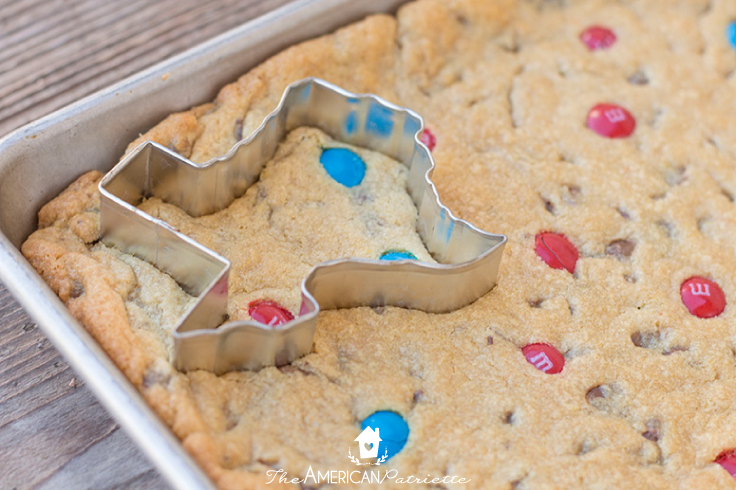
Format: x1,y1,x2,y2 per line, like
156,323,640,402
99,78,506,374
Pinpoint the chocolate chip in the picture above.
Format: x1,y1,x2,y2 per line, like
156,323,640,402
586,383,628,417
578,439,596,455
617,207,632,220
142,369,171,388
664,166,686,186
707,136,721,149
234,119,243,141
606,239,635,259
642,419,661,442
503,411,516,425
413,390,424,403
631,330,688,355
69,280,85,298
528,298,544,308
511,476,528,489
585,385,606,404
631,331,658,349
487,336,494,345
543,198,556,214
563,185,581,203
628,70,650,85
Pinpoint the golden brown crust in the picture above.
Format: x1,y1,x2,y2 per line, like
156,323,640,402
125,104,214,159
22,0,736,488
62,252,147,385
23,171,146,384
37,170,102,229
124,14,401,164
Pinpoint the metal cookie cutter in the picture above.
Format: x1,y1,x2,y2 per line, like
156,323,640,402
99,78,507,374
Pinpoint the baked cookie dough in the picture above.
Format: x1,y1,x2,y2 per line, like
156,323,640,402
21,0,736,488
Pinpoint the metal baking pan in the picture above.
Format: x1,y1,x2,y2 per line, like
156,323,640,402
0,0,411,488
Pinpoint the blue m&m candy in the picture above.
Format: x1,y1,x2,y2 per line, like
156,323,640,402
728,21,736,50
320,148,366,187
380,250,417,261
361,411,409,461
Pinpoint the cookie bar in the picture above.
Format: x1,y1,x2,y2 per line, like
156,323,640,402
21,0,736,488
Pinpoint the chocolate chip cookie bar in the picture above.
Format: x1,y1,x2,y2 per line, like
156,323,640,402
21,0,736,488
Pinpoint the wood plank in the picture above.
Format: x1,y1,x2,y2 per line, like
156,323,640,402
110,469,166,490
0,0,146,75
0,384,119,487
0,359,73,428
0,323,56,376
0,337,67,400
0,0,90,54
0,0,65,29
0,0,293,137
35,427,162,490
0,0,294,487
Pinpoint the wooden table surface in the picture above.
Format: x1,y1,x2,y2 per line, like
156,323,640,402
0,1,291,487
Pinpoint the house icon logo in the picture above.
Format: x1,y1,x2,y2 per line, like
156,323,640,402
355,427,381,459
348,426,389,465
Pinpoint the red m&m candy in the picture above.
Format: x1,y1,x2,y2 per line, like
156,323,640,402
680,277,726,319
535,232,579,274
420,128,436,151
522,343,565,374
580,26,617,51
248,300,294,327
587,104,636,138
716,450,736,477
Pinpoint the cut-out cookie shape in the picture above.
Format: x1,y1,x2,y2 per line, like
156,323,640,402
99,78,506,374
